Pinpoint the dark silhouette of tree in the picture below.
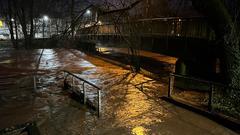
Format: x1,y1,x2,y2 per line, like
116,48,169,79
192,0,240,90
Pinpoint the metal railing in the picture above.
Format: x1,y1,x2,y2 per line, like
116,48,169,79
62,70,101,117
33,49,44,91
78,17,214,40
168,73,225,112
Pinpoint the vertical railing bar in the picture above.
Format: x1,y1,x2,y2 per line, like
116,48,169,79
72,76,74,91
168,74,174,98
208,83,214,112
33,75,37,91
98,89,101,117
63,72,66,80
83,82,86,104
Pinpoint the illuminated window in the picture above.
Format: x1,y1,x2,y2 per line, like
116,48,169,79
0,20,3,27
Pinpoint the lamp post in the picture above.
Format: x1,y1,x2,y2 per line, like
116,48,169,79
85,10,92,23
42,15,49,38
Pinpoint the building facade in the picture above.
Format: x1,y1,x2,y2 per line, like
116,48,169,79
0,19,10,39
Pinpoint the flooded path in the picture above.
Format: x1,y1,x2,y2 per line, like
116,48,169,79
0,48,237,135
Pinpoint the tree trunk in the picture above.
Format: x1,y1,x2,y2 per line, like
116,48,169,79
192,0,240,89
29,0,34,48
71,0,75,38
7,0,17,48
14,14,19,45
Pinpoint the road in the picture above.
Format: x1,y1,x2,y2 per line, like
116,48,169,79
0,48,237,135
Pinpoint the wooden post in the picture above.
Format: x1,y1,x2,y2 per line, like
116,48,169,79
98,90,101,117
208,84,214,112
168,74,174,98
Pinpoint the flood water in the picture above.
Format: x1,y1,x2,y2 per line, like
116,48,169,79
0,48,237,135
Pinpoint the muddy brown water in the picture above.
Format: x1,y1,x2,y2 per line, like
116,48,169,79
0,48,237,135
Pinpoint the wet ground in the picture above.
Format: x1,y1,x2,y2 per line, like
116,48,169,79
0,48,237,135
96,47,177,78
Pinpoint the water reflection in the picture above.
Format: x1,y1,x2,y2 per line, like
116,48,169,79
39,49,61,70
132,126,148,135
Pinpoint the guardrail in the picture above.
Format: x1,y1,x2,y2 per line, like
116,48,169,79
78,17,214,40
168,73,226,112
33,49,44,91
62,70,101,117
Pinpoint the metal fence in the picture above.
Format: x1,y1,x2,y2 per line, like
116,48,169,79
78,17,215,40
168,73,226,112
62,70,102,117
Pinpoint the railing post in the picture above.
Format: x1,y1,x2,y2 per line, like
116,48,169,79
168,74,174,98
72,76,74,91
63,72,66,80
33,75,37,91
83,82,86,104
208,84,214,112
141,83,143,91
98,89,101,117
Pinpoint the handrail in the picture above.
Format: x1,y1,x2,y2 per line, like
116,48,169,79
168,73,228,112
62,70,101,117
170,73,226,87
62,70,101,90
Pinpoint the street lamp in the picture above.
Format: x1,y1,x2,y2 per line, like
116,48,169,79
43,15,49,21
86,10,91,15
42,15,49,38
85,10,92,24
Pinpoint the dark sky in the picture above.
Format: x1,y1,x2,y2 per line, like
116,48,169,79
0,0,202,18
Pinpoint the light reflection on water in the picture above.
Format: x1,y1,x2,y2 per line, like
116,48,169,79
132,126,148,135
78,60,96,68
39,49,61,70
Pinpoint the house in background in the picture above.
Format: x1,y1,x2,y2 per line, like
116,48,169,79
0,19,10,40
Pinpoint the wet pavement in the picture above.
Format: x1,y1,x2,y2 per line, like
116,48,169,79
0,48,237,135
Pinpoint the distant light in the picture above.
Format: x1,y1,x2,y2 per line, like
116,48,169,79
85,24,91,27
0,20,3,27
97,21,102,25
178,19,182,22
43,15,49,21
86,10,91,15
11,18,14,22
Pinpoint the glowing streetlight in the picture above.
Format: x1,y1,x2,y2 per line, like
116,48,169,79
86,10,91,15
97,21,102,25
43,15,49,21
42,15,49,38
